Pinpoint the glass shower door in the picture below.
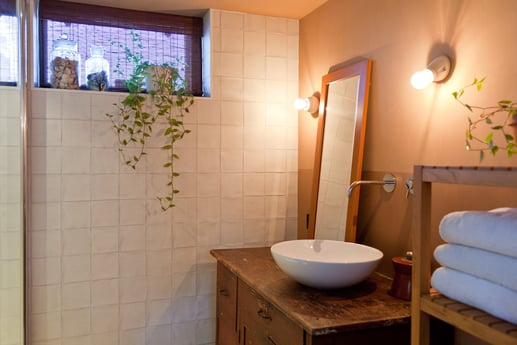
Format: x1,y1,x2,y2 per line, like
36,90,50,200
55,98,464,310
0,0,25,344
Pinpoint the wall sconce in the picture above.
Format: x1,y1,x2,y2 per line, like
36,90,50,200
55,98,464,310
294,96,319,114
410,55,451,89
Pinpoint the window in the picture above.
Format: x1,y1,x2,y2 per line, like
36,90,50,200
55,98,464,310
39,0,203,95
0,0,18,86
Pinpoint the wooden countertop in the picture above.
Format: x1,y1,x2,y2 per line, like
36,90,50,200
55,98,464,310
211,247,411,336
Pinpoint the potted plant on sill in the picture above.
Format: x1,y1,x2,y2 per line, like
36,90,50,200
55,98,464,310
106,31,194,210
453,77,517,161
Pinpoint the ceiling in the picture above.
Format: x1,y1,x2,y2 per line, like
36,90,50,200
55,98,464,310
62,0,328,19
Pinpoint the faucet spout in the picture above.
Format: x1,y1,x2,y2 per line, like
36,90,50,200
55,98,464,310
347,173,397,197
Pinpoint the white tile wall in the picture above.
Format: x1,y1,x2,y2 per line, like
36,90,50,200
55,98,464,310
0,86,23,345
28,9,298,345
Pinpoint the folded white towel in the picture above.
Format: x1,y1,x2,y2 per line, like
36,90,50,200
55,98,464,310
431,267,517,325
439,208,517,258
434,243,517,291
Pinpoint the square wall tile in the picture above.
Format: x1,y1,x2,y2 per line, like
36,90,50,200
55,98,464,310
62,148,91,174
92,227,118,253
91,174,119,200
91,253,119,280
31,119,62,147
221,11,244,29
62,255,90,283
61,201,91,230
31,230,61,258
91,305,119,334
31,285,61,313
119,225,145,252
119,251,146,278
31,257,61,286
119,277,147,303
61,308,91,337
30,311,61,341
61,120,91,147
147,277,172,301
91,279,119,306
62,228,91,255
62,282,90,310
119,302,145,330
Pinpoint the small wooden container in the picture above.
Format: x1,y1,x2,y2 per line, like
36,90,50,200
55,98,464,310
388,256,412,301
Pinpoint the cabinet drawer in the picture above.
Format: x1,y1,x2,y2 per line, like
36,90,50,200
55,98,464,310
238,280,304,345
216,263,238,345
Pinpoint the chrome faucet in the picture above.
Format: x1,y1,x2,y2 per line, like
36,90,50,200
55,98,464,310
347,173,397,197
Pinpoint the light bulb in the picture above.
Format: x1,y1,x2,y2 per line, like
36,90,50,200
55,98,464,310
293,98,309,110
294,96,319,113
410,68,435,89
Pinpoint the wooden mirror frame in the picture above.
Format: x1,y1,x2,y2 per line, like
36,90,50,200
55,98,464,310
308,59,372,242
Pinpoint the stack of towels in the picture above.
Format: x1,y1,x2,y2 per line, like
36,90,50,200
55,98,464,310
431,207,517,325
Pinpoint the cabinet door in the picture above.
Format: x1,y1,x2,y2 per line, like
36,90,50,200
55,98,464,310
238,281,304,345
216,263,238,345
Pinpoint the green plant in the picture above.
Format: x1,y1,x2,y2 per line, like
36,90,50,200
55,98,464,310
453,77,517,161
106,31,194,210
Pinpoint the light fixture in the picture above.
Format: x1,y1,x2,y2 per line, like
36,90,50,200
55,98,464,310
294,96,319,114
410,55,451,89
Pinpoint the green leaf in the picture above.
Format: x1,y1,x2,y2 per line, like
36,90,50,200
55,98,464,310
465,104,473,112
161,145,172,150
484,132,494,144
505,133,514,141
498,100,512,108
163,162,172,168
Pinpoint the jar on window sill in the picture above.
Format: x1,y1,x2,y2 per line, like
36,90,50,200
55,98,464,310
50,33,80,89
85,45,110,91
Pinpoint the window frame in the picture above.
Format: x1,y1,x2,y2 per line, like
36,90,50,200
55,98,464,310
38,0,203,95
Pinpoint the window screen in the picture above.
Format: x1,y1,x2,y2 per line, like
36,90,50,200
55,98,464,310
39,0,203,95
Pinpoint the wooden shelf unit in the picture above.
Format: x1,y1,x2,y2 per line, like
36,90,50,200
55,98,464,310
411,166,517,345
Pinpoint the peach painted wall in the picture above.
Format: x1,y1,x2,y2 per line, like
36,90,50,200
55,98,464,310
299,0,517,281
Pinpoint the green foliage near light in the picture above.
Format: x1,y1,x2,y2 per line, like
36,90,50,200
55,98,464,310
453,77,517,161
106,31,194,211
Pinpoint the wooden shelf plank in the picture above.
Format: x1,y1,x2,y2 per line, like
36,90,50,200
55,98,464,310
421,295,517,345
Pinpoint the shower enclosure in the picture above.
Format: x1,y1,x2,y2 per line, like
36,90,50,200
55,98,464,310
0,0,25,344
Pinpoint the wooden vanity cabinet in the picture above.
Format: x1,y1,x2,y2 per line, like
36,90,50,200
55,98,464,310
238,280,304,345
216,263,238,345
213,247,412,345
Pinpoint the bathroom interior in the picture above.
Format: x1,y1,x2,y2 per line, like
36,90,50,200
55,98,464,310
1,0,517,344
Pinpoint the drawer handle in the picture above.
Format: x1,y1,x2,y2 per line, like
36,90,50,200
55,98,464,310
219,289,229,296
257,308,272,320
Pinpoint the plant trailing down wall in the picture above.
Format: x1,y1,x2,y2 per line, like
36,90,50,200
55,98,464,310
453,77,517,161
106,31,194,210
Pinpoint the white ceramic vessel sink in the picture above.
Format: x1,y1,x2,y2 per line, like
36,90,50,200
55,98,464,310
271,240,383,289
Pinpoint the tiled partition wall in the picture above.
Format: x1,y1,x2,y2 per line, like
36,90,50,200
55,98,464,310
28,10,299,345
0,87,23,345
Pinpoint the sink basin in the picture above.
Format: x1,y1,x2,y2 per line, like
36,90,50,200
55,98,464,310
271,240,383,289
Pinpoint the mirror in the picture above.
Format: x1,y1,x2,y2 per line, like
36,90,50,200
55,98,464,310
308,59,372,242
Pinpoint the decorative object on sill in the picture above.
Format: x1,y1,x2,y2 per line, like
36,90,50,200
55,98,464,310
294,95,319,114
85,45,109,91
106,30,194,211
410,55,451,89
50,33,80,89
453,77,517,161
